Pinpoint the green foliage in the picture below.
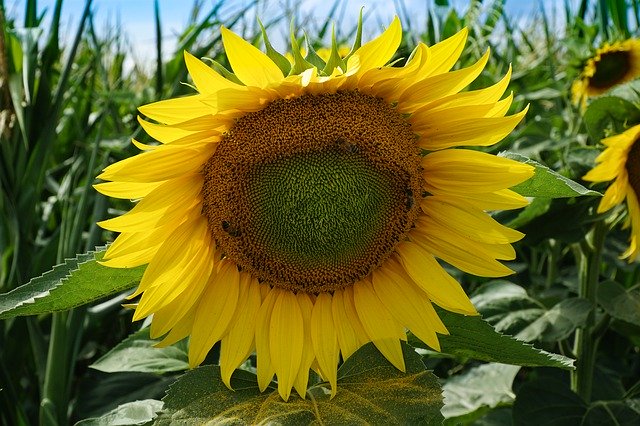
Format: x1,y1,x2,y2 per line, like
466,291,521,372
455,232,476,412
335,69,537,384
90,328,189,374
154,342,444,425
442,363,520,423
583,96,640,142
513,378,640,425
504,152,600,198
435,309,574,369
75,400,163,426
0,247,143,319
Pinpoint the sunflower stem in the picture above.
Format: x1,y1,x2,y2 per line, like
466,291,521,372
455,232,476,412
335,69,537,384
570,220,606,403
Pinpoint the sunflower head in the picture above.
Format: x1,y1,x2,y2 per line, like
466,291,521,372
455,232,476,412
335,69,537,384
572,39,640,107
95,17,533,401
584,123,640,260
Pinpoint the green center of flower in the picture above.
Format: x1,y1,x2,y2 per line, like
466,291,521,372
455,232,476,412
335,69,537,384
591,50,631,89
201,91,422,293
248,148,397,280
626,138,640,200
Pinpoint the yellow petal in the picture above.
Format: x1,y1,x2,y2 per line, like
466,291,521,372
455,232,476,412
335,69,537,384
311,293,340,398
423,149,534,191
421,196,524,244
97,143,214,183
399,49,490,108
434,188,529,211
148,242,213,338
133,217,210,318
255,287,279,392
622,187,640,260
598,176,628,213
184,50,239,94
138,94,210,125
97,175,202,233
411,220,515,278
352,279,405,371
395,243,477,315
433,67,512,112
347,16,402,75
372,267,445,350
155,307,196,347
188,260,241,367
270,289,304,401
220,26,283,87
201,86,273,113
331,289,365,361
219,274,262,388
421,27,468,76
93,180,163,200
417,107,528,150
293,293,315,399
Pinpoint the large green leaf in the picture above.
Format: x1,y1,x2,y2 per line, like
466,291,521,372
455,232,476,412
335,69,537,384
155,342,444,425
90,328,189,374
75,400,163,426
598,280,640,326
471,280,545,336
513,378,640,425
426,308,574,369
0,247,144,319
512,377,587,425
515,298,593,342
501,152,600,198
471,281,592,343
442,363,520,423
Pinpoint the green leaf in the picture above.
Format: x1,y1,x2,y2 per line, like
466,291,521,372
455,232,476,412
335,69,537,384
513,378,586,425
598,280,640,326
515,298,593,342
155,342,444,425
75,372,175,421
90,328,189,374
0,247,144,319
471,280,545,336
442,363,520,421
75,399,163,426
500,152,600,198
505,197,552,229
584,400,640,424
513,378,640,425
583,96,640,142
421,308,574,369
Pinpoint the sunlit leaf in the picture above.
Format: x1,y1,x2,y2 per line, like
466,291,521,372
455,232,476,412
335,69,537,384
0,247,143,319
75,400,163,426
598,280,640,326
442,363,520,422
501,152,600,198
421,308,575,369
155,342,444,425
516,298,592,342
90,328,189,374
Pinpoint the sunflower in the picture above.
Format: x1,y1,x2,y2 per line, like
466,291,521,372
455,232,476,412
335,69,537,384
583,124,640,260
572,39,640,107
95,18,534,401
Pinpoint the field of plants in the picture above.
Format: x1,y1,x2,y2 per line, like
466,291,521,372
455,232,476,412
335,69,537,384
2,0,640,424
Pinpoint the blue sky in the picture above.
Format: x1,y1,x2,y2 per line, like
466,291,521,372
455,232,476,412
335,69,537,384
7,0,574,69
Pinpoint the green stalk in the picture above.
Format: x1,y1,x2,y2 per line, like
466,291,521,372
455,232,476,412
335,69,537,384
40,312,69,426
571,220,606,402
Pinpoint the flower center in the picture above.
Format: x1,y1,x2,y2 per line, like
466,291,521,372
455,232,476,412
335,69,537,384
201,91,422,293
590,50,631,89
626,138,640,201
